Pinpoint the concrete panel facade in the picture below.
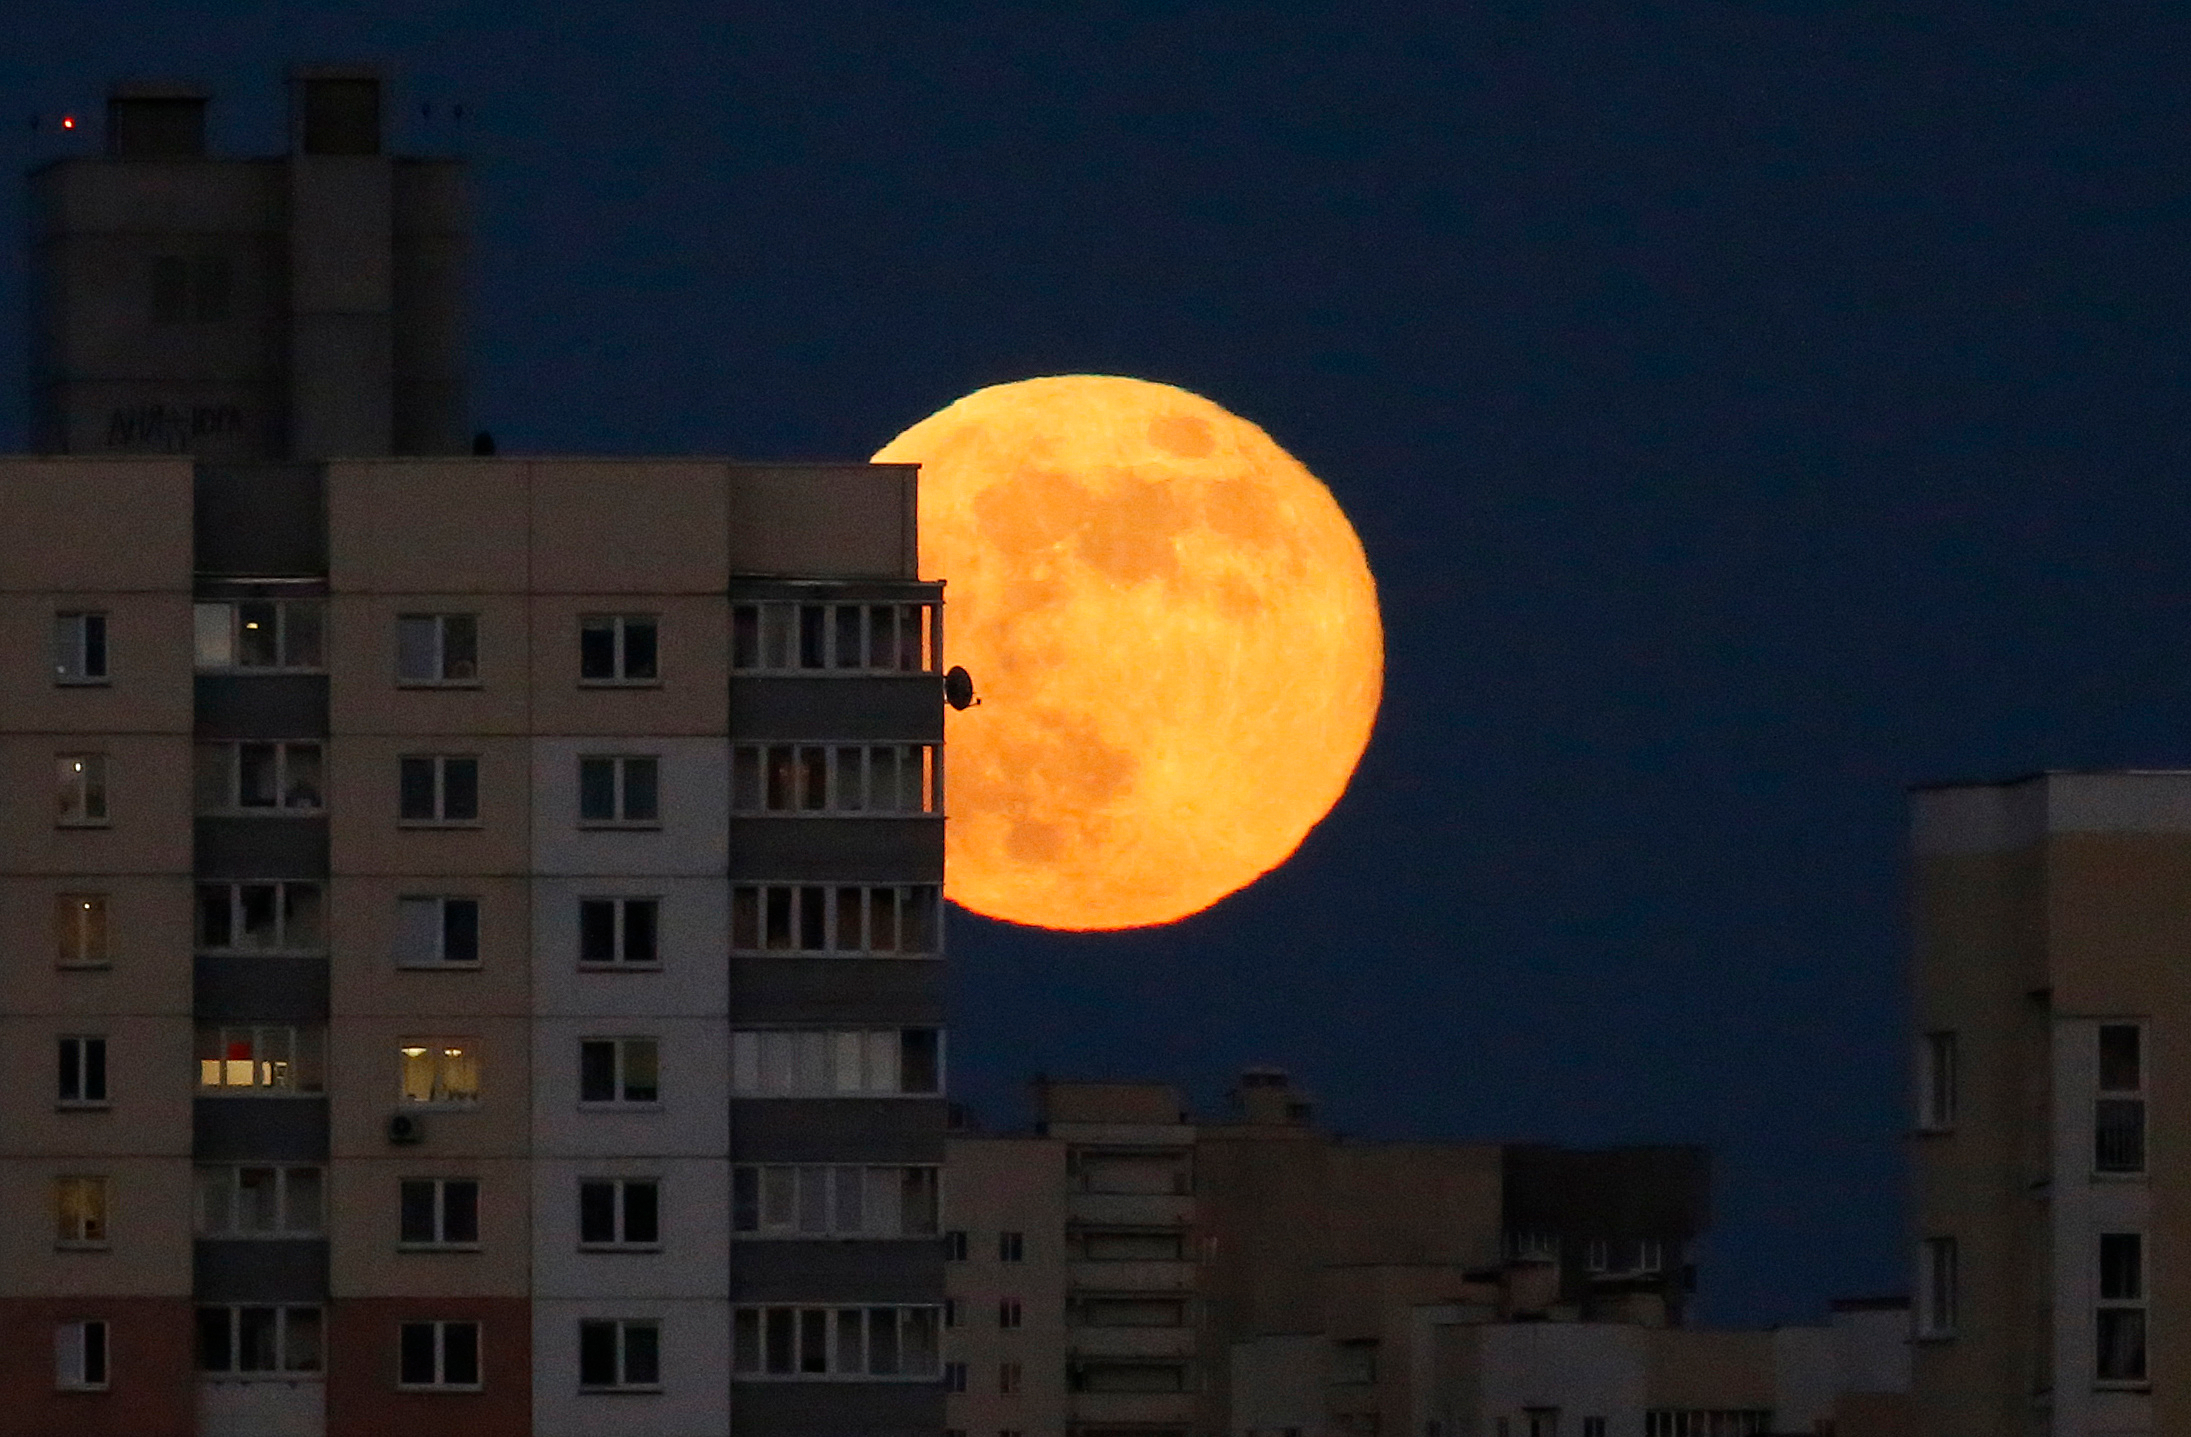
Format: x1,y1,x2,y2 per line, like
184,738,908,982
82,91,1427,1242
530,1158,732,1300
0,1295,197,1437
326,1296,532,1437
530,1298,731,1437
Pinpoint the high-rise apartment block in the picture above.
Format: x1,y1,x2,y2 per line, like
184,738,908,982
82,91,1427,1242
1908,771,2191,1436
3,70,946,1437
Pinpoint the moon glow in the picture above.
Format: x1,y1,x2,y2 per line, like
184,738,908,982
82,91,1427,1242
876,375,1384,931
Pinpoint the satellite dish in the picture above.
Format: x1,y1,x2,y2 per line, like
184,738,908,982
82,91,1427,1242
944,666,979,711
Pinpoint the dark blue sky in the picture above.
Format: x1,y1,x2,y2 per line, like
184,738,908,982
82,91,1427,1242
12,1,2191,1327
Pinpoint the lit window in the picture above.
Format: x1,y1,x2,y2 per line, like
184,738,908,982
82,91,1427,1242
731,1165,939,1237
399,755,479,824
53,612,108,684
195,1165,323,1237
578,1319,661,1391
578,756,659,826
195,1305,322,1375
395,897,481,967
57,1036,108,1106
194,742,323,813
398,1042,480,1105
55,1176,108,1247
399,1178,480,1247
731,744,938,814
579,897,659,966
55,894,109,968
578,614,658,683
732,602,934,673
399,1320,481,1390
579,1038,659,1106
193,600,323,671
2097,1232,2147,1383
2096,1024,2146,1175
197,883,324,952
397,613,479,685
56,754,107,826
197,1026,324,1093
730,1305,940,1379
579,1179,661,1249
54,1319,109,1390
730,884,939,954
730,1028,942,1097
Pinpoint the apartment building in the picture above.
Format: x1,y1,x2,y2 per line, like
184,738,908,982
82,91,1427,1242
1908,771,2191,1436
2,69,947,1437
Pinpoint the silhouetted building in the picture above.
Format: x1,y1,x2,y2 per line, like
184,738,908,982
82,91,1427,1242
3,67,946,1437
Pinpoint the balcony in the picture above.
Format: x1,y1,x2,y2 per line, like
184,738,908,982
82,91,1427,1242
1068,1260,1195,1293
1068,1327,1197,1360
1067,1193,1193,1228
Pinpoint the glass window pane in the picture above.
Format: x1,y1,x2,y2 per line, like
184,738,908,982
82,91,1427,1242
198,886,234,949
284,1168,323,1233
579,759,615,821
399,1180,436,1243
194,744,233,812
2100,1025,2143,1091
798,606,826,668
758,1031,793,1094
870,889,898,952
799,748,827,810
443,1180,478,1243
865,1030,899,1094
284,744,322,809
235,604,280,667
799,1169,829,1233
400,758,436,820
442,758,478,822
762,1166,795,1229
625,899,658,964
867,1307,899,1375
282,603,323,668
799,1308,828,1372
734,1309,761,1373
732,606,760,670
2101,1233,2143,1301
865,1166,902,1236
732,887,760,951
397,617,438,680
623,1323,659,1385
236,1307,279,1371
441,614,478,680
835,747,864,811
400,1322,437,1384
732,1167,759,1232
623,620,658,680
196,1167,231,1235
799,887,826,951
580,1181,617,1244
579,621,617,680
765,887,792,950
796,1031,830,1094
765,1309,794,1374
284,885,324,950
579,1041,617,1103
579,900,617,964
761,605,793,669
401,1046,437,1103
623,1039,659,1102
442,1323,479,1386
901,1029,939,1093
624,1181,659,1245
902,1306,938,1374
237,1167,279,1232
197,1307,233,1372
902,1166,938,1235
834,1166,864,1234
901,606,925,670
836,1031,867,1092
195,604,234,668
733,747,761,810
836,1307,864,1375
765,745,794,810
870,606,897,670
623,758,658,822
834,605,863,668
869,747,898,812
443,899,479,964
835,887,864,952
239,885,278,947
578,1321,618,1387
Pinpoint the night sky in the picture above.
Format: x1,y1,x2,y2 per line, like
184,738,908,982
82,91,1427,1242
11,1,2191,1328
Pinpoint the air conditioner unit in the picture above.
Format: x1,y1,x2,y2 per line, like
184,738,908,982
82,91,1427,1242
387,1112,423,1145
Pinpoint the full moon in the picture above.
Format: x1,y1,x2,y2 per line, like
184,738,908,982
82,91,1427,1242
874,375,1383,931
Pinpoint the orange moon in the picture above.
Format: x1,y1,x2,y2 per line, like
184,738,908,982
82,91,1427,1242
874,375,1383,931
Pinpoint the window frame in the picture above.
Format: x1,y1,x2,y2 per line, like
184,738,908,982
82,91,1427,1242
999,1229,1024,1262
57,1035,109,1108
396,613,481,687
195,1304,323,1377
731,1164,941,1239
730,883,941,956
729,1028,944,1097
1918,1030,1958,1132
398,1177,481,1249
394,896,482,968
731,601,938,674
194,1164,325,1239
54,1318,109,1391
2095,1022,2147,1177
55,1175,109,1248
577,755,661,828
2096,1231,2148,1387
55,893,110,969
730,743,941,816
1918,1235,1958,1339
399,754,482,827
578,1037,661,1108
196,881,326,955
577,1318,663,1392
729,1304,942,1380
197,1025,325,1095
56,753,109,827
398,1040,482,1108
53,611,109,685
578,896,661,969
193,600,324,673
194,741,324,815
397,1319,483,1391
577,613,660,686
578,1177,662,1251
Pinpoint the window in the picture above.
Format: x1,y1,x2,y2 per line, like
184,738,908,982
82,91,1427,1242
399,1178,480,1247
53,612,107,683
399,1042,480,1105
732,1166,939,1237
1074,1229,1185,1261
56,1176,108,1247
732,884,940,955
396,897,480,967
397,614,479,685
580,1179,661,1248
1582,1421,1607,1437
578,1319,661,1391
151,254,230,324
399,1321,481,1390
196,1305,322,1375
56,754,107,826
1075,1295,1189,1326
1524,1414,1560,1437
1000,1230,1024,1262
197,1026,324,1093
578,756,659,825
400,755,479,824
998,1299,1022,1330
195,1166,323,1237
730,1028,942,1096
732,602,936,673
944,1298,959,1327
1643,1415,1770,1437
194,742,323,813
2096,1024,2146,1175
57,1036,108,1107
2097,1232,2147,1384
732,744,940,814
944,1361,967,1392
55,894,108,968
194,600,323,671
197,883,324,953
730,1305,941,1378
1000,1360,1022,1393
579,898,659,966
1333,1338,1377,1384
579,1038,660,1106
1918,1236,1958,1338
55,1319,108,1390
578,614,658,683
1919,1030,1957,1131
945,1229,968,1261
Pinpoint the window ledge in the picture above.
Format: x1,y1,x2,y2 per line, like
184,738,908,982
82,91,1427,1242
54,678,112,688
55,1242,111,1252
398,820,485,831
199,809,325,819
400,1101,482,1112
55,1102,111,1112
577,1102,664,1113
55,962,113,972
397,1243,482,1254
395,680,484,690
198,950,330,960
577,963,664,973
56,821,112,830
54,1383,111,1393
199,1231,326,1241
196,1089,325,1099
577,1243,665,1254
579,1385,665,1395
396,1384,484,1393
2094,1382,2151,1394
577,678,663,689
2090,1171,2150,1183
395,961,484,972
577,821,663,831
